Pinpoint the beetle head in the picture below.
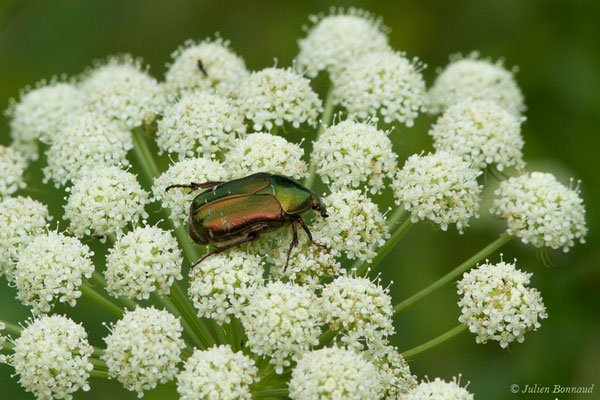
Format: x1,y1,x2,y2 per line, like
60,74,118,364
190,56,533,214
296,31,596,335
312,195,329,218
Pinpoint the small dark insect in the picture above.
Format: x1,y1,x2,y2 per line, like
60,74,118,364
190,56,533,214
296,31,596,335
197,59,208,76
165,172,328,270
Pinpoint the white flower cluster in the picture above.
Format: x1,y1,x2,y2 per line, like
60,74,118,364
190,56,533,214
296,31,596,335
311,120,397,194
151,157,227,227
242,281,321,373
64,166,149,238
312,190,389,261
14,232,94,314
43,112,133,187
320,276,394,351
0,321,6,363
234,67,322,131
102,306,185,397
81,56,165,129
189,250,264,325
0,196,51,278
297,9,389,78
405,376,474,400
368,345,418,398
457,260,548,348
289,346,382,400
225,132,308,179
105,226,183,300
332,51,426,126
393,151,482,233
10,315,93,400
429,100,524,171
0,145,27,197
490,172,587,251
157,92,246,160
177,345,258,400
428,54,525,116
6,80,84,144
165,37,249,97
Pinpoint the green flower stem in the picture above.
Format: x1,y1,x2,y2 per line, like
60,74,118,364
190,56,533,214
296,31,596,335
172,224,201,274
401,324,467,359
169,283,214,348
1,320,21,336
91,272,138,311
354,217,413,277
386,206,406,228
152,293,204,350
317,328,337,348
92,346,105,358
90,370,110,379
253,388,289,399
229,317,241,352
131,127,161,187
304,84,334,190
90,357,108,370
80,283,124,317
392,233,513,318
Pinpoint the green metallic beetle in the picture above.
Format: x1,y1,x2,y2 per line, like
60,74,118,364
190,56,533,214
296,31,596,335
165,172,328,270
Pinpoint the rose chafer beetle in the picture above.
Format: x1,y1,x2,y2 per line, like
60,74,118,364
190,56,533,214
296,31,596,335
165,172,328,269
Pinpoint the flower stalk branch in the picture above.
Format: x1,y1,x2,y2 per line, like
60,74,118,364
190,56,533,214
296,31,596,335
401,324,467,359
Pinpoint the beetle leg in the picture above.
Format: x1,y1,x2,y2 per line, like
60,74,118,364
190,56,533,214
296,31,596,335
296,216,327,249
190,223,269,269
284,219,300,272
164,181,224,193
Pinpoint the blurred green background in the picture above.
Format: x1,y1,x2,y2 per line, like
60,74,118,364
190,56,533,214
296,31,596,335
1,0,599,399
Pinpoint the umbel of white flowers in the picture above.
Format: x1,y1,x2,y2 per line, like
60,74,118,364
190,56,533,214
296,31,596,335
0,6,588,400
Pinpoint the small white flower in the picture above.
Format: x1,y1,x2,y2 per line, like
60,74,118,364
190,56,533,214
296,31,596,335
43,112,133,187
102,306,185,397
311,190,389,261
365,344,418,398
234,67,322,131
10,138,39,162
6,79,84,143
152,157,228,227
10,315,93,400
14,232,94,314
428,53,525,116
225,133,308,179
157,92,246,160
165,37,249,97
0,196,51,279
81,55,166,129
189,250,264,325
457,260,548,348
320,276,394,351
0,145,27,197
332,51,426,126
297,8,389,78
393,151,482,233
0,321,6,363
311,119,397,194
405,376,474,400
64,166,149,238
176,345,258,400
105,226,183,300
490,172,587,251
242,281,322,373
429,100,524,171
289,346,382,400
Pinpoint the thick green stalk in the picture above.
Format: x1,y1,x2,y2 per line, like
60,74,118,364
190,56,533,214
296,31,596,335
354,218,412,276
80,283,124,317
169,283,214,348
131,127,161,186
304,85,335,190
317,328,337,348
401,324,467,359
90,357,108,370
89,370,110,379
393,233,512,318
229,317,241,352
